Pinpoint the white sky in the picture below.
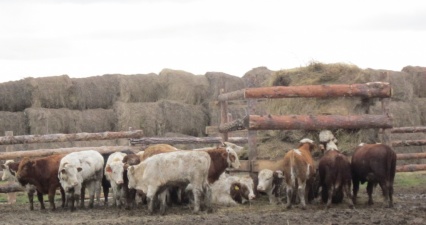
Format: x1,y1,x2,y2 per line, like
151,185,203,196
0,0,425,83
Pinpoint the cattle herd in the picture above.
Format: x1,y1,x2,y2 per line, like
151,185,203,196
1,130,398,216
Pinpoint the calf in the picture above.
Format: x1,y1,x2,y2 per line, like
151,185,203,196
105,151,131,208
210,173,255,206
282,138,316,210
318,140,354,209
127,150,212,214
2,160,37,208
204,145,241,183
351,143,396,208
257,169,285,204
58,150,104,211
15,154,66,211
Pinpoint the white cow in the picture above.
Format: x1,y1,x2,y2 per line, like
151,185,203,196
105,151,127,207
127,150,212,214
257,169,285,204
58,150,104,211
210,173,256,206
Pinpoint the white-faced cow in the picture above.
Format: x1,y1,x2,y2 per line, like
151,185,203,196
15,154,66,211
127,150,212,215
257,169,285,205
351,143,396,208
282,138,317,210
58,150,104,211
105,151,132,208
209,173,255,206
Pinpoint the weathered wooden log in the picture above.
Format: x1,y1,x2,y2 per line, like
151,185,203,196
0,183,24,193
246,114,392,130
397,153,426,160
218,116,248,133
396,164,426,172
234,160,426,173
0,130,144,145
391,126,426,133
392,140,426,147
130,136,248,146
218,82,391,101
0,146,140,160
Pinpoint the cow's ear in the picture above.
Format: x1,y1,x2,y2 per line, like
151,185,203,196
128,166,134,174
274,170,284,178
77,167,83,172
105,165,112,173
61,169,66,174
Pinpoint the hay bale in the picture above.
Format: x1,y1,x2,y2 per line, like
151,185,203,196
30,75,73,109
0,79,34,112
205,72,245,99
25,108,116,135
158,69,210,105
118,73,162,103
414,98,426,125
114,100,209,137
69,75,121,109
242,67,274,87
0,111,27,135
402,66,426,98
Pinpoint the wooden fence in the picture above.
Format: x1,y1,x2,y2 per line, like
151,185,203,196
216,80,426,173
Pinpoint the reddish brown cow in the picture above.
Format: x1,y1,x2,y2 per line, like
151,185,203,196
318,141,354,209
16,154,66,210
203,145,240,184
282,138,316,210
351,143,396,208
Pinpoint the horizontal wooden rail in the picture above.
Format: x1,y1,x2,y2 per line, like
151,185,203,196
396,164,426,172
0,146,140,160
396,153,426,160
391,126,426,133
392,140,426,147
130,136,248,146
218,82,391,101
0,183,24,193
247,114,392,130
0,130,144,145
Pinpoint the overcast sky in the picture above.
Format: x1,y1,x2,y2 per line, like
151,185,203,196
0,0,425,83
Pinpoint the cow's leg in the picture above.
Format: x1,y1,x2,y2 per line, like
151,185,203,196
343,183,354,209
111,182,118,207
352,178,360,205
379,180,393,208
203,182,212,213
192,186,203,213
60,187,66,208
28,189,35,211
388,181,394,208
80,184,85,208
366,182,374,205
37,191,45,210
285,184,293,209
298,180,307,210
48,187,56,211
67,190,76,212
159,190,168,215
103,184,109,206
326,184,333,209
146,186,158,215
87,181,96,208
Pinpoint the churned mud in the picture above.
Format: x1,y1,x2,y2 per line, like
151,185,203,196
1,185,425,225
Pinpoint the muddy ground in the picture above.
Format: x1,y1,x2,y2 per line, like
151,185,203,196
1,184,425,225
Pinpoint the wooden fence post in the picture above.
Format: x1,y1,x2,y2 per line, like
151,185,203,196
5,131,17,204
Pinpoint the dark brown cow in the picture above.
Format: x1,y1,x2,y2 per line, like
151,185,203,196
16,154,66,210
351,143,397,208
318,141,354,209
282,138,316,210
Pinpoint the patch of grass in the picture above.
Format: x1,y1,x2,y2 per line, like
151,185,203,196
393,171,426,188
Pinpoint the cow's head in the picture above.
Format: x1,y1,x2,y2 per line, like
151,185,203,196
299,138,317,152
58,163,82,192
16,157,33,185
105,162,125,186
230,182,251,204
1,160,16,181
223,143,241,169
257,169,284,193
239,176,256,201
126,165,136,189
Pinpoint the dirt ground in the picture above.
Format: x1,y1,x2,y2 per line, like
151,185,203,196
1,183,425,225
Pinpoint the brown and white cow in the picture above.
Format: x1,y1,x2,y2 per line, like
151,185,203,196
203,144,241,183
127,150,212,214
16,154,66,211
351,143,396,208
282,138,316,210
256,169,285,205
58,150,104,211
2,160,37,209
209,173,255,206
318,139,354,209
